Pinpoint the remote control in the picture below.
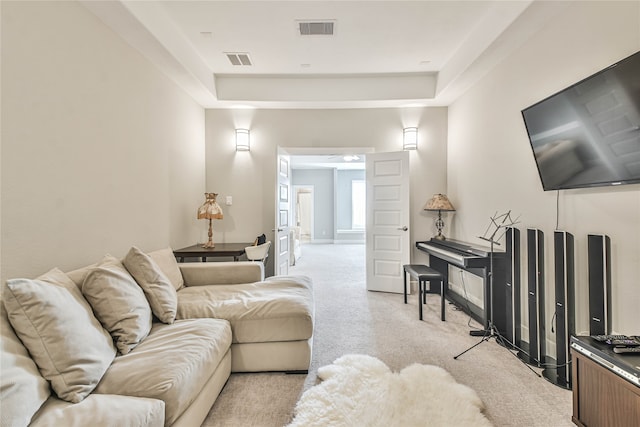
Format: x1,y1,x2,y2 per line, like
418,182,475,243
608,338,640,346
592,334,629,342
612,346,640,354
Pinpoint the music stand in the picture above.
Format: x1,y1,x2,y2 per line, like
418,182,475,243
454,211,520,359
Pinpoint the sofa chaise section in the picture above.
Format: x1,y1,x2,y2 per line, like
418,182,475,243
176,261,314,372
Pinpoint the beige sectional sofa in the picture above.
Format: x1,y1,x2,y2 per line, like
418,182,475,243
1,247,314,427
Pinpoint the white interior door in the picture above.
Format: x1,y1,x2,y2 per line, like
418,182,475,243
275,147,291,275
366,151,410,293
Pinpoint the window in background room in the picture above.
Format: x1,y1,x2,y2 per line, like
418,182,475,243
352,180,366,229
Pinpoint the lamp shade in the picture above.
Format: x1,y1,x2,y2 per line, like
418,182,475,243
197,193,223,220
423,193,455,212
403,127,418,150
236,129,250,151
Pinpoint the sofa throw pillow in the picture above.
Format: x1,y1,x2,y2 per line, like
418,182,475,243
0,302,51,427
148,247,184,291
123,246,177,324
3,268,116,403
82,255,153,355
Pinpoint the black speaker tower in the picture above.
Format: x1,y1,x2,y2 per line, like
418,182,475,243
588,234,611,335
542,231,574,389
518,228,545,366
504,227,521,348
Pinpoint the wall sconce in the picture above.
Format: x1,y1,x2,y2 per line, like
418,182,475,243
236,129,250,151
403,127,418,150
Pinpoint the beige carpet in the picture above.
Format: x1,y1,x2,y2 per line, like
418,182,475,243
202,244,573,427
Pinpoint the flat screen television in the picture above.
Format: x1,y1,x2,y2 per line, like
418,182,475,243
521,51,640,191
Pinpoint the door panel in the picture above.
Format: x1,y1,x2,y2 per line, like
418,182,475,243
366,151,410,293
373,234,402,251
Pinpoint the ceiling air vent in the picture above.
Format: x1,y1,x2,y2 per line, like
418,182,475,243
225,52,252,66
298,21,335,36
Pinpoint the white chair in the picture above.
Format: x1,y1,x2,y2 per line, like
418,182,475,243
289,227,302,266
245,241,271,264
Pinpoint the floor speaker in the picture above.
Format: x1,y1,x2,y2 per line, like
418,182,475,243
504,227,521,348
518,228,545,366
542,231,574,389
588,234,611,335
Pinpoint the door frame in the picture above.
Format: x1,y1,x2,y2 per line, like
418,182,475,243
283,147,375,245
276,147,374,270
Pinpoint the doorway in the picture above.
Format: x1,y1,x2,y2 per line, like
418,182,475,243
280,148,373,276
285,150,410,293
288,149,369,246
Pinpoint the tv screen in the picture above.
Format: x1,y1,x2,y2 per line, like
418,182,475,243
521,51,640,191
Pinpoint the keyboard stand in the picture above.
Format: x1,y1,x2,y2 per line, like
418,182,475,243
452,211,539,377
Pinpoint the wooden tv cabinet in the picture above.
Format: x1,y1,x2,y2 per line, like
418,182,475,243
570,336,640,427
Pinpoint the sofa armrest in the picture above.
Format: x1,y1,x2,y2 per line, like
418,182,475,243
29,394,165,427
179,262,264,286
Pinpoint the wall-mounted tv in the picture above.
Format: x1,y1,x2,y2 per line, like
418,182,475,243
521,51,640,191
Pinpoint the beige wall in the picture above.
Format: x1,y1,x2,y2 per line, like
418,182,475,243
1,1,205,282
205,108,448,275
448,1,640,336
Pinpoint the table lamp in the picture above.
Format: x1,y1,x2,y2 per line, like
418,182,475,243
197,193,223,248
423,193,455,240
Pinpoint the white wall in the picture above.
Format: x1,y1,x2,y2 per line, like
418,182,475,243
1,1,205,282
448,1,640,336
205,108,448,275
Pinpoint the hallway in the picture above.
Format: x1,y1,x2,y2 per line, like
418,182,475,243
289,243,365,286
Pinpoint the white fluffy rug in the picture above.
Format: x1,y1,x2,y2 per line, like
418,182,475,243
288,354,493,427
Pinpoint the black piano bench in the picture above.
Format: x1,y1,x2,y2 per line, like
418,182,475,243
403,264,445,321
